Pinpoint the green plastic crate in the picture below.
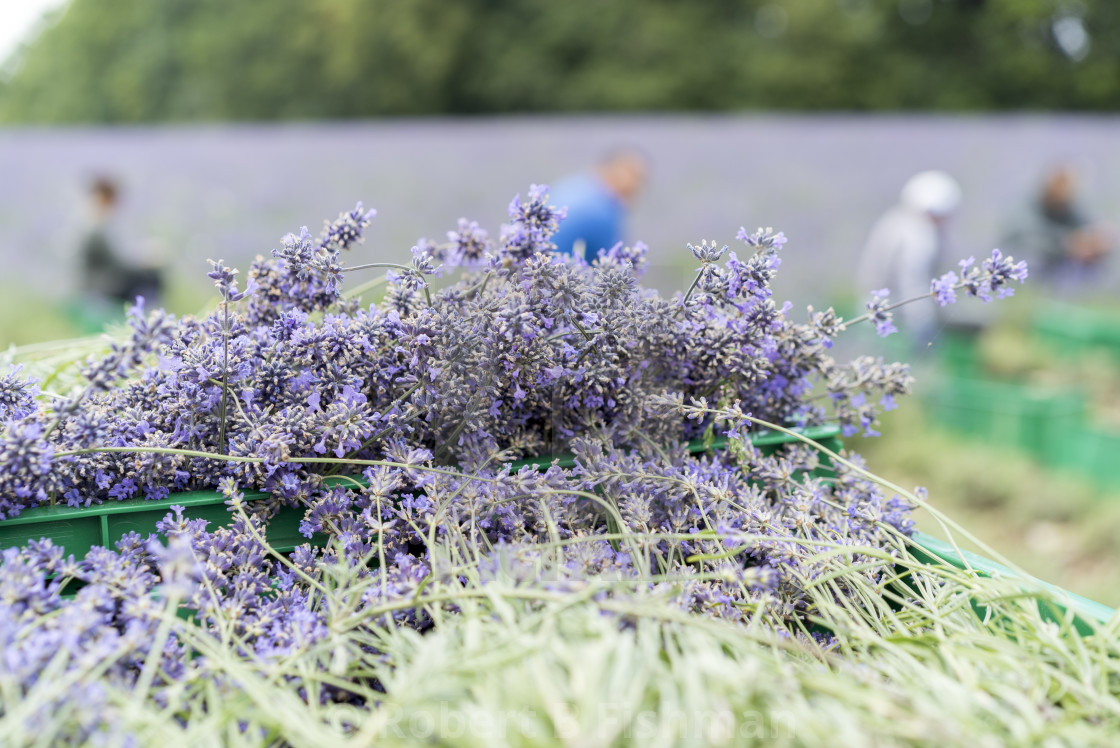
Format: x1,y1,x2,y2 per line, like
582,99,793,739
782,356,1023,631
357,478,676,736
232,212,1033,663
1055,425,1120,488
0,424,843,558
2,423,1112,636
934,330,980,378
1033,303,1120,363
925,376,1085,463
910,531,1114,637
0,486,326,560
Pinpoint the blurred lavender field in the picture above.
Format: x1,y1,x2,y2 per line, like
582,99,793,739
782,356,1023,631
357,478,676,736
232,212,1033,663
1,114,1118,336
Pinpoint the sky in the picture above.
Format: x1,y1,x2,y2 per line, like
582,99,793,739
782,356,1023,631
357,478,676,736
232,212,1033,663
0,0,68,68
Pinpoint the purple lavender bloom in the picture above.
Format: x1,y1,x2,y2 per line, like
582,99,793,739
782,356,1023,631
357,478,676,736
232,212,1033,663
930,271,959,306
736,226,788,251
865,288,897,337
0,421,56,517
207,259,255,302
954,250,1027,303
982,248,1029,300
447,218,492,267
500,184,566,261
596,240,650,277
689,240,728,264
272,227,317,278
725,250,780,308
957,256,987,300
321,203,376,252
0,365,39,421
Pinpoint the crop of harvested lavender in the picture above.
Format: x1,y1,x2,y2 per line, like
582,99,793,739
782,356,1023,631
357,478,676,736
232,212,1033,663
0,187,1042,745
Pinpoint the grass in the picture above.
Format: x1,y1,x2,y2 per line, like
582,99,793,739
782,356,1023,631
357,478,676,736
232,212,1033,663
0,282,211,350
0,288,81,349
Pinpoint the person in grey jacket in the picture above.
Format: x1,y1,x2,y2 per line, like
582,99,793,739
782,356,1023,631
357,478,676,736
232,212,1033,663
858,170,961,344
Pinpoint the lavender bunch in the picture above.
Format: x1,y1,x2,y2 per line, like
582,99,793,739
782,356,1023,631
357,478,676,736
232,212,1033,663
0,186,1031,723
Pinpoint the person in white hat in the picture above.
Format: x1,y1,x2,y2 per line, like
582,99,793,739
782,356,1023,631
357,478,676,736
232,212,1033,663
858,170,962,343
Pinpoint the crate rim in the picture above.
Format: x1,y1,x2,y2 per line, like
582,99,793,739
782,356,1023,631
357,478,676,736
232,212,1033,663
3,422,1113,635
1,423,844,527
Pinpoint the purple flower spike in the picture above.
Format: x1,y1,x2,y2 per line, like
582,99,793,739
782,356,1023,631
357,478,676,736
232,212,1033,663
866,288,897,337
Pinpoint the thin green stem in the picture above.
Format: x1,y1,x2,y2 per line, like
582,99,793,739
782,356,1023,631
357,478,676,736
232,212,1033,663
680,267,705,308
340,273,390,301
571,318,594,342
843,277,976,330
341,261,432,306
465,272,491,300
53,444,503,484
340,262,413,274
133,591,182,703
218,301,230,455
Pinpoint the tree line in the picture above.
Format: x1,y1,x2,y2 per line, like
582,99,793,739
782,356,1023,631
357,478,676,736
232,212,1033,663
2,0,1117,123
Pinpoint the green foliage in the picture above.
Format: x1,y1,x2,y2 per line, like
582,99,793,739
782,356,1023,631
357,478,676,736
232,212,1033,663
3,0,1120,122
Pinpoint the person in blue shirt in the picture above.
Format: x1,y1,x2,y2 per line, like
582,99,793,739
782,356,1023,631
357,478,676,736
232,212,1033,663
550,148,649,260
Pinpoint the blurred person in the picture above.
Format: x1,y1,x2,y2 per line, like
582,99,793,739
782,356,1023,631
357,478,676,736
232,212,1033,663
1000,165,1113,290
78,177,163,320
858,170,962,344
550,148,649,260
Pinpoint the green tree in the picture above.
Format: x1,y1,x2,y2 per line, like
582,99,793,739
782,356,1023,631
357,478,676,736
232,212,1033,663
2,0,1119,122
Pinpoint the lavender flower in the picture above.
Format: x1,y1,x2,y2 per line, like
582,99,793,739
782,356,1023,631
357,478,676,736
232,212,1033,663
689,240,728,264
321,202,376,252
930,271,959,306
272,227,318,279
736,226,788,251
447,218,492,267
0,421,56,518
955,251,1028,303
207,259,255,302
0,365,39,421
499,184,566,262
981,248,1029,299
865,288,897,337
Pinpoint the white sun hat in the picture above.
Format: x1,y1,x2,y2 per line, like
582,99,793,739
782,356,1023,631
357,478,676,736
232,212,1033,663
900,170,962,217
